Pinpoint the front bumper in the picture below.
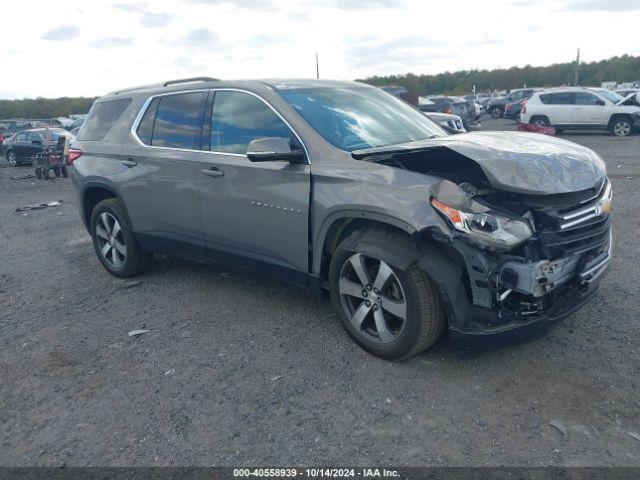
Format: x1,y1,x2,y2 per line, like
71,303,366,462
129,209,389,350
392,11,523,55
418,236,611,352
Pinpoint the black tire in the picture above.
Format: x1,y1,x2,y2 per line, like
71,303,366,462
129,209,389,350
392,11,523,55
60,165,69,178
530,116,550,127
610,117,632,137
53,167,61,177
490,106,502,119
90,198,152,278
515,112,521,124
7,150,18,166
329,229,444,360
35,167,42,179
42,168,50,180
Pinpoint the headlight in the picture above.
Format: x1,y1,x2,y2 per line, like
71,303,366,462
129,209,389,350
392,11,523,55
431,198,533,251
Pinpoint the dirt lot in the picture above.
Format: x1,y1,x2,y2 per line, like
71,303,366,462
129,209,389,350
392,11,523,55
1,118,639,467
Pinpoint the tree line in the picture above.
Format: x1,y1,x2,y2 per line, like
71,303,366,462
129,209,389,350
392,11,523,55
360,55,640,95
0,97,97,120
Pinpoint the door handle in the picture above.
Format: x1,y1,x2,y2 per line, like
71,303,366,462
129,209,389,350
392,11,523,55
120,159,137,167
201,168,224,178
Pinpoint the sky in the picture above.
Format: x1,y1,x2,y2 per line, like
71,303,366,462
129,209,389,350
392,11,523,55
2,0,639,99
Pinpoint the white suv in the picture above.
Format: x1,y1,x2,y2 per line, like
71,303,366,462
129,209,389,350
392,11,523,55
521,87,640,136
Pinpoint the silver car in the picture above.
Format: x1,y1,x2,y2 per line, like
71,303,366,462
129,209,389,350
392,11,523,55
70,78,612,359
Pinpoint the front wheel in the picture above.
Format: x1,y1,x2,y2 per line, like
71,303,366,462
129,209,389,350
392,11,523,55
90,198,152,277
329,232,444,360
611,118,632,137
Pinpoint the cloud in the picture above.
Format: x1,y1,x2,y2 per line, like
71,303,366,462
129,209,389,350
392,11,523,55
187,0,275,8
314,0,404,9
141,12,173,27
246,34,289,47
113,2,174,27
347,36,445,69
178,28,221,47
41,25,79,41
91,37,134,49
561,0,640,10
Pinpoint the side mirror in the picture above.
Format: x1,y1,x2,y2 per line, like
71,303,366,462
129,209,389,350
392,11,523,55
596,99,605,106
246,137,304,163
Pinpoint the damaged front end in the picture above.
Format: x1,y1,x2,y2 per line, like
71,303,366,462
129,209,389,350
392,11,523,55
352,132,613,349
421,176,613,349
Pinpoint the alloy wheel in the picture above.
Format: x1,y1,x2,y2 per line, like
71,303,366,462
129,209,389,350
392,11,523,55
8,151,17,166
533,119,547,127
95,212,126,268
338,253,407,344
613,121,631,137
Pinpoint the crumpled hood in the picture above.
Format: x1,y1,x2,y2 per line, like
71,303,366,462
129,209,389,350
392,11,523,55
352,131,606,195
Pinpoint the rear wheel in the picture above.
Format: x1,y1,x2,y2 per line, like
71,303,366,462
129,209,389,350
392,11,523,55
53,167,61,177
42,168,50,180
329,230,444,360
35,167,42,179
530,116,550,127
515,112,521,124
90,198,152,277
490,106,502,118
611,118,632,137
7,150,18,166
60,165,69,178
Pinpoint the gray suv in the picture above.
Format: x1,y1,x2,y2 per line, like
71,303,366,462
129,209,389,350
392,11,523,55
70,77,612,359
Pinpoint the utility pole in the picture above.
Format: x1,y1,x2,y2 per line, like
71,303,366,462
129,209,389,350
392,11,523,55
574,48,580,86
316,52,319,79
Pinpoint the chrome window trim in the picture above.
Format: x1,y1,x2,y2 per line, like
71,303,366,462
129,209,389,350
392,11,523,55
129,88,310,163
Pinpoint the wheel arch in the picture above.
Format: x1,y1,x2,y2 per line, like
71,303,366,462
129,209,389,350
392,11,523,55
608,113,633,128
315,212,419,283
81,182,122,230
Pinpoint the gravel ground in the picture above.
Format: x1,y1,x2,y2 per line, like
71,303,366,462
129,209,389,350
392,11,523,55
1,118,639,467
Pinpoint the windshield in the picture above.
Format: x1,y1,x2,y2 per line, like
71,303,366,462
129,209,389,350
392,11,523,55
278,87,446,151
594,89,623,103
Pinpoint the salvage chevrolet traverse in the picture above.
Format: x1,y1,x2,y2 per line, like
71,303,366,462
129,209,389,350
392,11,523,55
70,78,612,359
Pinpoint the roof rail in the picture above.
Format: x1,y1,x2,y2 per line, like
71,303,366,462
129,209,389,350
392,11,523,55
109,77,219,95
163,77,219,87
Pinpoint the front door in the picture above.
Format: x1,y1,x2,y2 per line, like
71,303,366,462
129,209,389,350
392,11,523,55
197,90,311,284
572,92,608,125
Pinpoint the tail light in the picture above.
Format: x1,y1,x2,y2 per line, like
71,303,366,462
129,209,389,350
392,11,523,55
444,107,452,114
521,100,527,114
67,148,83,165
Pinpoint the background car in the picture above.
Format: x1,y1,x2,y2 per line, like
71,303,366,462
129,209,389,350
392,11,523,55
504,97,528,123
421,111,466,133
486,88,538,118
419,96,475,129
521,87,640,136
3,128,74,166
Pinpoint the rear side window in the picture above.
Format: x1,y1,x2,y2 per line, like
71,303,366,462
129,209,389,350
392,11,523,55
147,92,206,149
210,91,291,154
79,98,131,141
549,93,573,105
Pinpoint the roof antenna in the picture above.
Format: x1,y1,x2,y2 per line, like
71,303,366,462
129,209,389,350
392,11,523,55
316,52,319,79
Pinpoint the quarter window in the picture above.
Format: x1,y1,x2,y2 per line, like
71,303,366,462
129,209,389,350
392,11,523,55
150,92,206,149
210,91,291,154
79,98,132,141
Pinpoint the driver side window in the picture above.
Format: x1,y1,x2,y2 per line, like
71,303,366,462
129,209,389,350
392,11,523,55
210,91,292,155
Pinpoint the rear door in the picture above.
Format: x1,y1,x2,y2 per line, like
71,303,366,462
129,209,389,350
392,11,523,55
573,92,608,125
546,92,574,124
120,91,208,252
196,89,311,284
